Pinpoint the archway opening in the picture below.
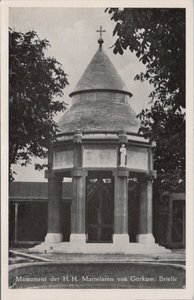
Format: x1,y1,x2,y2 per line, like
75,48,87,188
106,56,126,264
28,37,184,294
86,171,114,243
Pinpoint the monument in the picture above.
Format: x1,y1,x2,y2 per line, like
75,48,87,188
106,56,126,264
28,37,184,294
31,27,170,254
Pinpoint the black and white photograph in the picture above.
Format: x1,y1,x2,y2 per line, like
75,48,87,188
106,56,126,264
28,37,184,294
1,0,193,299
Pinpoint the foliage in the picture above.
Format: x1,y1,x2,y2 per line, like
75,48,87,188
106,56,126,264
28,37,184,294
106,8,185,108
139,104,185,192
9,28,69,181
106,8,185,192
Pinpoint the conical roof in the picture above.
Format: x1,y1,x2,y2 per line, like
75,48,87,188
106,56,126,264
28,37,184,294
58,42,139,135
70,47,132,97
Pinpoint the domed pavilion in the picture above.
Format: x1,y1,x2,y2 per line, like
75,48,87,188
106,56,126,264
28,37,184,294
32,29,169,254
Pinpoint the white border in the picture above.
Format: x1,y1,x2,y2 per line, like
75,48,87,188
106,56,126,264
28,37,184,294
1,1,193,299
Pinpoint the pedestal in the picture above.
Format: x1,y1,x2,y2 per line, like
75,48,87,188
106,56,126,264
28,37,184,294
136,233,155,244
45,233,63,243
112,234,129,252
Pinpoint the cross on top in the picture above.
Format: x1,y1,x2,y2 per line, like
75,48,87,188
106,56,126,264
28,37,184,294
96,25,106,39
96,25,106,49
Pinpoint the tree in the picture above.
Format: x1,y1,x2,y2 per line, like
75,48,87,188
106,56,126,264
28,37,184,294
9,28,69,181
106,8,185,192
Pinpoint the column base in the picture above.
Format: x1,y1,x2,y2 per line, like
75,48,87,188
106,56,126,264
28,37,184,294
113,234,130,246
70,234,86,244
29,233,171,254
45,233,63,244
136,233,155,244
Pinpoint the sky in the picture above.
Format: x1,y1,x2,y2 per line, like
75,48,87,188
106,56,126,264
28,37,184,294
9,7,153,182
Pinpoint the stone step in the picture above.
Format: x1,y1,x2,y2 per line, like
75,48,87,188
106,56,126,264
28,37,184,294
29,242,171,255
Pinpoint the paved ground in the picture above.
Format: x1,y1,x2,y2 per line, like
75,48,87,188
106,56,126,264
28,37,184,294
9,248,185,264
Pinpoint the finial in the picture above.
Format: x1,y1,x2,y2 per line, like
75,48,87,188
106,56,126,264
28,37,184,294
96,25,106,50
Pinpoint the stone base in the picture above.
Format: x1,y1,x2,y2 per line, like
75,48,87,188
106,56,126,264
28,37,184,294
45,233,63,244
113,234,130,245
136,233,155,244
70,234,86,244
29,240,171,255
29,233,63,253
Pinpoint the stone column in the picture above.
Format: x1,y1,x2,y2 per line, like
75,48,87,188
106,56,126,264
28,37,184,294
113,168,129,245
14,202,19,243
70,168,86,244
136,173,155,244
45,174,63,244
70,130,86,244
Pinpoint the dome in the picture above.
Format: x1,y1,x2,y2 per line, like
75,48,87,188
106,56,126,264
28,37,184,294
58,44,139,135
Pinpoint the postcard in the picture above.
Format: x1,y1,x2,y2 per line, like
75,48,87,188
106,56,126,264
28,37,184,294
1,0,193,299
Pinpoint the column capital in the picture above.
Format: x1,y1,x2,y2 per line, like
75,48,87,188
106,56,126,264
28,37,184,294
113,167,129,177
71,167,87,177
73,130,83,143
139,170,157,183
